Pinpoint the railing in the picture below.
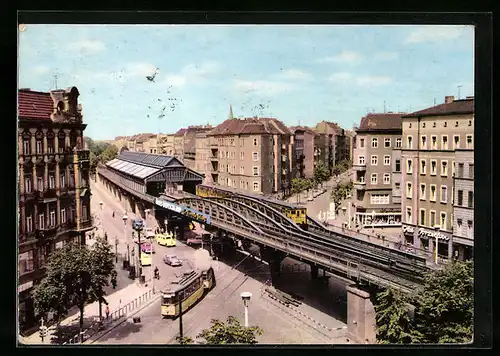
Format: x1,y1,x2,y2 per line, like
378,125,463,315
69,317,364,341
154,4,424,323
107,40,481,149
77,149,90,162
63,289,156,345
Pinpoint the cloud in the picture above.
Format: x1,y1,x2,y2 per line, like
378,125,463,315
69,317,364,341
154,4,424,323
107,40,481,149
356,75,393,86
404,26,468,44
328,72,353,82
164,74,186,87
234,80,294,95
67,40,105,54
374,52,398,61
182,61,220,77
124,62,158,78
318,51,363,64
280,69,311,80
328,72,392,86
32,65,49,74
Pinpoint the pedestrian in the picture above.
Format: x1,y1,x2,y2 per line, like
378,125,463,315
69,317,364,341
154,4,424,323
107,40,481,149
112,211,115,218
154,266,159,279
105,304,110,320
111,270,117,289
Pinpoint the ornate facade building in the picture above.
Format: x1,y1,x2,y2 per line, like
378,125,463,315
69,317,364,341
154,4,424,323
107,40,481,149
18,87,93,332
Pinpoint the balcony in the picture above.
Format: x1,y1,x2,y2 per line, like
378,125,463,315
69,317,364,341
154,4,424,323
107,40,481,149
77,149,90,163
281,155,287,162
37,189,57,202
352,164,366,171
36,225,58,239
353,181,366,190
23,190,36,201
71,218,94,232
210,155,218,161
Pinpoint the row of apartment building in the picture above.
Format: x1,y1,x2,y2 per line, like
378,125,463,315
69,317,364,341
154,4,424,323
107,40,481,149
109,107,355,195
352,95,474,261
18,87,93,332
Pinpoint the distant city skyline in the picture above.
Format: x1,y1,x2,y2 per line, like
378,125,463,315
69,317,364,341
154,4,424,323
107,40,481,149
18,25,474,140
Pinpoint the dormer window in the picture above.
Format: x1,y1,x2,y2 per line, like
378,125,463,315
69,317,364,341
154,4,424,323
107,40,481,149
57,101,65,113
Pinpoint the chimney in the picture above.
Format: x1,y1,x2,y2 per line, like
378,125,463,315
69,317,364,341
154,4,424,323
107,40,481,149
445,96,455,104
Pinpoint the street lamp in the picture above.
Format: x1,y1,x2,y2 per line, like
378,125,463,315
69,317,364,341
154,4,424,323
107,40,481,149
240,292,252,327
122,214,128,267
115,238,119,263
99,201,104,210
144,209,154,291
434,225,441,265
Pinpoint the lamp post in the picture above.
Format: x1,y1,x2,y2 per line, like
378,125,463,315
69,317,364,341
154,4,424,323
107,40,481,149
114,238,119,263
240,292,252,327
122,214,128,266
434,225,440,265
144,209,154,291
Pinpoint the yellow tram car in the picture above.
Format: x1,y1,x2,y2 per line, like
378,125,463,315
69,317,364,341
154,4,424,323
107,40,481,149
196,184,307,226
161,267,216,318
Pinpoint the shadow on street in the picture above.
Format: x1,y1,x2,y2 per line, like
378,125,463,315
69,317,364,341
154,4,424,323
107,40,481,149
94,318,144,343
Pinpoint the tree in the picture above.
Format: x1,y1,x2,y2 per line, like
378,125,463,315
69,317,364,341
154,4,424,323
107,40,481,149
32,241,115,341
196,316,263,344
89,151,100,179
330,181,353,214
373,260,473,344
313,162,330,187
99,145,119,164
176,336,194,345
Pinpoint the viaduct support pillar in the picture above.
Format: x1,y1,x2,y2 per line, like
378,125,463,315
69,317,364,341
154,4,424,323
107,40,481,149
260,247,286,285
310,265,319,280
346,284,376,344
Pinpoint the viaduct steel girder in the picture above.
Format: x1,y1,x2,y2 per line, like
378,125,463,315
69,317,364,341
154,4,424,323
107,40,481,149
200,197,289,234
217,195,300,230
174,197,263,235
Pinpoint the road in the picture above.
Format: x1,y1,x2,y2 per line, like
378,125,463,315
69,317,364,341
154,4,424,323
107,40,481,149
90,180,349,344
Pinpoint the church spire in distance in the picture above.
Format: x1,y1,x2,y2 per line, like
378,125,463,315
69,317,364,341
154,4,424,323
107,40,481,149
228,104,234,120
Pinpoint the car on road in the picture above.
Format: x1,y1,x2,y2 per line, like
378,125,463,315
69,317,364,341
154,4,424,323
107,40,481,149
163,254,182,267
140,242,155,254
140,252,152,266
156,232,176,247
144,227,155,238
186,236,202,246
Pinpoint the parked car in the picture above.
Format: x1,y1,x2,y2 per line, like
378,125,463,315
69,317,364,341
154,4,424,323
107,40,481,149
156,232,176,247
140,252,152,266
186,236,203,246
163,254,182,267
140,242,155,254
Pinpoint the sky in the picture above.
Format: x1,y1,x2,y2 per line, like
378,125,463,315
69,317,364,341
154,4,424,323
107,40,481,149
18,25,474,140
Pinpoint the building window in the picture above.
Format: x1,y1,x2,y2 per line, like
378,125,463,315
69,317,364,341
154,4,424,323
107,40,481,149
232,165,236,173
23,140,31,155
431,136,437,149
457,218,463,234
253,182,259,192
395,159,401,172
37,176,44,191
19,250,35,275
359,138,365,148
253,138,258,146
24,177,32,193
358,156,365,165
406,182,412,198
453,135,460,149
371,155,378,166
384,138,391,148
421,135,427,149
26,215,33,232
419,209,426,225
440,185,448,203
239,138,244,147
420,184,426,200
406,207,412,224
457,190,464,206
395,182,400,190
370,194,390,205
440,212,447,230
253,152,259,161
468,191,474,208
442,135,448,150
441,160,448,176
452,161,455,177
407,136,412,149
36,140,43,154
396,138,402,148
61,208,66,224
253,167,259,176
406,159,413,174
82,205,88,221
38,213,45,229
240,166,244,174
384,155,391,165
371,138,378,148
60,173,66,187
430,160,437,175
420,159,426,175
429,184,436,202
240,152,244,160
49,210,56,227
466,135,473,149
371,173,377,185
429,210,436,228
468,164,474,179
48,175,55,189
467,220,473,236
383,173,390,184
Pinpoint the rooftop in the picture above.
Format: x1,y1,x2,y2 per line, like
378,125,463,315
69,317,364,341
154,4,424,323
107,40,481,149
209,117,291,136
403,97,474,118
357,113,405,132
18,89,54,120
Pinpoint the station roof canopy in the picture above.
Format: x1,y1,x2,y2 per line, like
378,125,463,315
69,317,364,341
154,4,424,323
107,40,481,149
105,151,204,183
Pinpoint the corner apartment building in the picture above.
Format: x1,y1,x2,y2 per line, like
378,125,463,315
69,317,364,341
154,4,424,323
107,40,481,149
156,133,176,156
182,125,213,171
290,126,316,179
401,96,474,261
173,128,186,159
18,87,93,332
315,121,351,169
207,117,293,195
352,113,405,228
195,130,212,184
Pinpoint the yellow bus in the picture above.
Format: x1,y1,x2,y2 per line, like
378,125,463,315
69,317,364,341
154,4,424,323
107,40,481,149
161,267,216,318
156,232,176,247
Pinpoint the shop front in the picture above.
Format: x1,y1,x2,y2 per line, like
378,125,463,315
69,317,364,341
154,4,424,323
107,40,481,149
18,282,35,334
355,210,402,228
451,235,474,261
402,224,452,260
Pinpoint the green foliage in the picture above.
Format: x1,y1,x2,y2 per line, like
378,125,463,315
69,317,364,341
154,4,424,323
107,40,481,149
313,162,330,185
330,181,353,213
32,239,115,331
373,260,473,344
332,159,351,176
84,137,111,157
176,336,194,345
196,316,263,344
99,145,119,164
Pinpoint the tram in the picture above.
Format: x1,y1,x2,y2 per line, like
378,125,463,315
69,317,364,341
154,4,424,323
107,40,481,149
161,267,216,318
